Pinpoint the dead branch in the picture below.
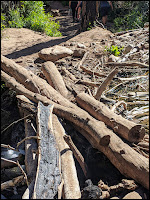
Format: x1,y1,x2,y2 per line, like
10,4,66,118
105,61,149,68
80,65,107,77
61,67,77,81
41,61,68,97
76,52,89,70
1,175,25,191
94,67,118,100
111,101,127,112
17,136,40,149
63,135,88,178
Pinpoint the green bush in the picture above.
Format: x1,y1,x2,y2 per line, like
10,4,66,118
3,1,62,37
1,13,6,31
105,45,124,56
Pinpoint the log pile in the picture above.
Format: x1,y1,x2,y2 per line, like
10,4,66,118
1,24,149,199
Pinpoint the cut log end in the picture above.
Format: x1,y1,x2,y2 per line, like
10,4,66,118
99,135,110,146
128,125,145,143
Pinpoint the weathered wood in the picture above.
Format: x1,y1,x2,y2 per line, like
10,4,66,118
76,52,89,70
33,102,61,199
76,92,145,143
41,61,68,97
80,65,107,77
2,71,149,189
61,67,77,81
94,67,118,100
52,114,81,199
1,55,76,109
63,135,88,178
1,70,111,147
105,61,149,68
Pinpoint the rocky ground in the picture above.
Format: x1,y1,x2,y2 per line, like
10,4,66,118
1,1,149,199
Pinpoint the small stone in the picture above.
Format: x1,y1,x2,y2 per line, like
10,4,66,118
77,43,86,48
108,55,119,62
73,48,86,57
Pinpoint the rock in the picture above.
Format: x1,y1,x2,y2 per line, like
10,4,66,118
123,44,133,54
77,43,86,48
144,22,149,28
108,54,119,62
73,48,86,57
81,179,102,199
38,45,73,62
122,191,142,199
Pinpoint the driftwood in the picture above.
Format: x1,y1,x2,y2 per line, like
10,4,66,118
41,61,68,97
52,114,81,199
63,135,88,178
33,102,61,199
2,71,149,189
94,67,118,100
76,92,145,143
105,61,149,68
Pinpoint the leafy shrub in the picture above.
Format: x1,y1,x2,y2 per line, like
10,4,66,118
8,8,24,28
105,45,124,56
3,1,62,37
1,13,6,31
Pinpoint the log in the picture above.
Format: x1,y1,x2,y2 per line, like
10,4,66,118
52,114,81,199
2,71,149,189
76,92,145,143
41,61,68,97
33,102,61,199
1,55,76,109
1,70,111,147
94,67,118,100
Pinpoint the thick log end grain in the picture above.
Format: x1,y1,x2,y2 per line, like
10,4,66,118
128,125,145,143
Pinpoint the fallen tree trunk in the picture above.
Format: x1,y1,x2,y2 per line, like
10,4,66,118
41,61,68,97
33,102,61,199
94,67,118,100
2,71,149,189
1,55,76,109
76,92,145,143
52,114,81,199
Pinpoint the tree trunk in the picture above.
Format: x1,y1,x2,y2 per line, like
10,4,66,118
80,1,97,32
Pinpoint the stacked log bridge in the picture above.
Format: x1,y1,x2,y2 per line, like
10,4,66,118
41,61,68,97
76,92,145,143
1,63,149,189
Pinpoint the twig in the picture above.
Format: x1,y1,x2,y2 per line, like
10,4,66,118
1,114,33,134
80,65,107,77
63,135,88,178
58,179,64,199
17,136,41,148
1,157,29,186
95,67,118,100
105,61,149,68
76,52,89,70
111,101,127,112
1,144,18,152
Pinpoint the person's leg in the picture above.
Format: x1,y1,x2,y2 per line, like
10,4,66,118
102,15,107,25
71,3,76,22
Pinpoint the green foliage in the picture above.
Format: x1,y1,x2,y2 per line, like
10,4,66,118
1,81,7,94
1,13,6,31
8,8,24,28
87,22,94,31
105,45,124,57
3,1,62,37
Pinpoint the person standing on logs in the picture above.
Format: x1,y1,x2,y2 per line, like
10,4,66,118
76,1,82,21
69,1,78,23
99,1,113,27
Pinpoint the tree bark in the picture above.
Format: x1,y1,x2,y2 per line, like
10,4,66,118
76,92,145,143
41,61,68,97
52,114,81,199
33,102,61,199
